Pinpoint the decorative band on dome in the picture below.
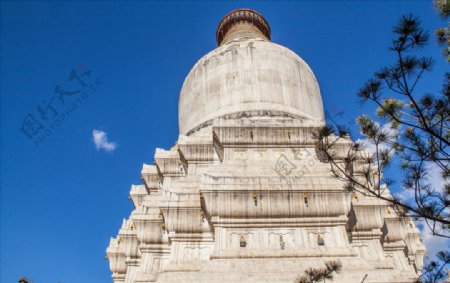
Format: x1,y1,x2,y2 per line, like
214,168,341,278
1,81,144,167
216,9,271,46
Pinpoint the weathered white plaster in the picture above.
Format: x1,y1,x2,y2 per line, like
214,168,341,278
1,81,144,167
178,38,325,135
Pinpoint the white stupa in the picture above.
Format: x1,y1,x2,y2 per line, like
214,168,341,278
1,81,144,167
106,9,426,283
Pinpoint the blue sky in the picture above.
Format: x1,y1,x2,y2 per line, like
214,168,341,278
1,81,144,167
1,1,448,282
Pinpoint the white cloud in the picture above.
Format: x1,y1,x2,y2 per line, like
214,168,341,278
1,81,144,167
92,129,117,152
416,220,450,260
356,138,390,155
356,122,397,155
422,162,450,256
400,163,449,258
396,188,415,203
426,163,446,193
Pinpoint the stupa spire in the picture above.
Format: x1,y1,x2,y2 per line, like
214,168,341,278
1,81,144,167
216,8,271,46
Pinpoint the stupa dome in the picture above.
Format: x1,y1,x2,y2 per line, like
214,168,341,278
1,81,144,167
178,8,325,135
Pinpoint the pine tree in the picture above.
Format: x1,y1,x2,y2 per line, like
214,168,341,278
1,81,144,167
314,13,449,282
